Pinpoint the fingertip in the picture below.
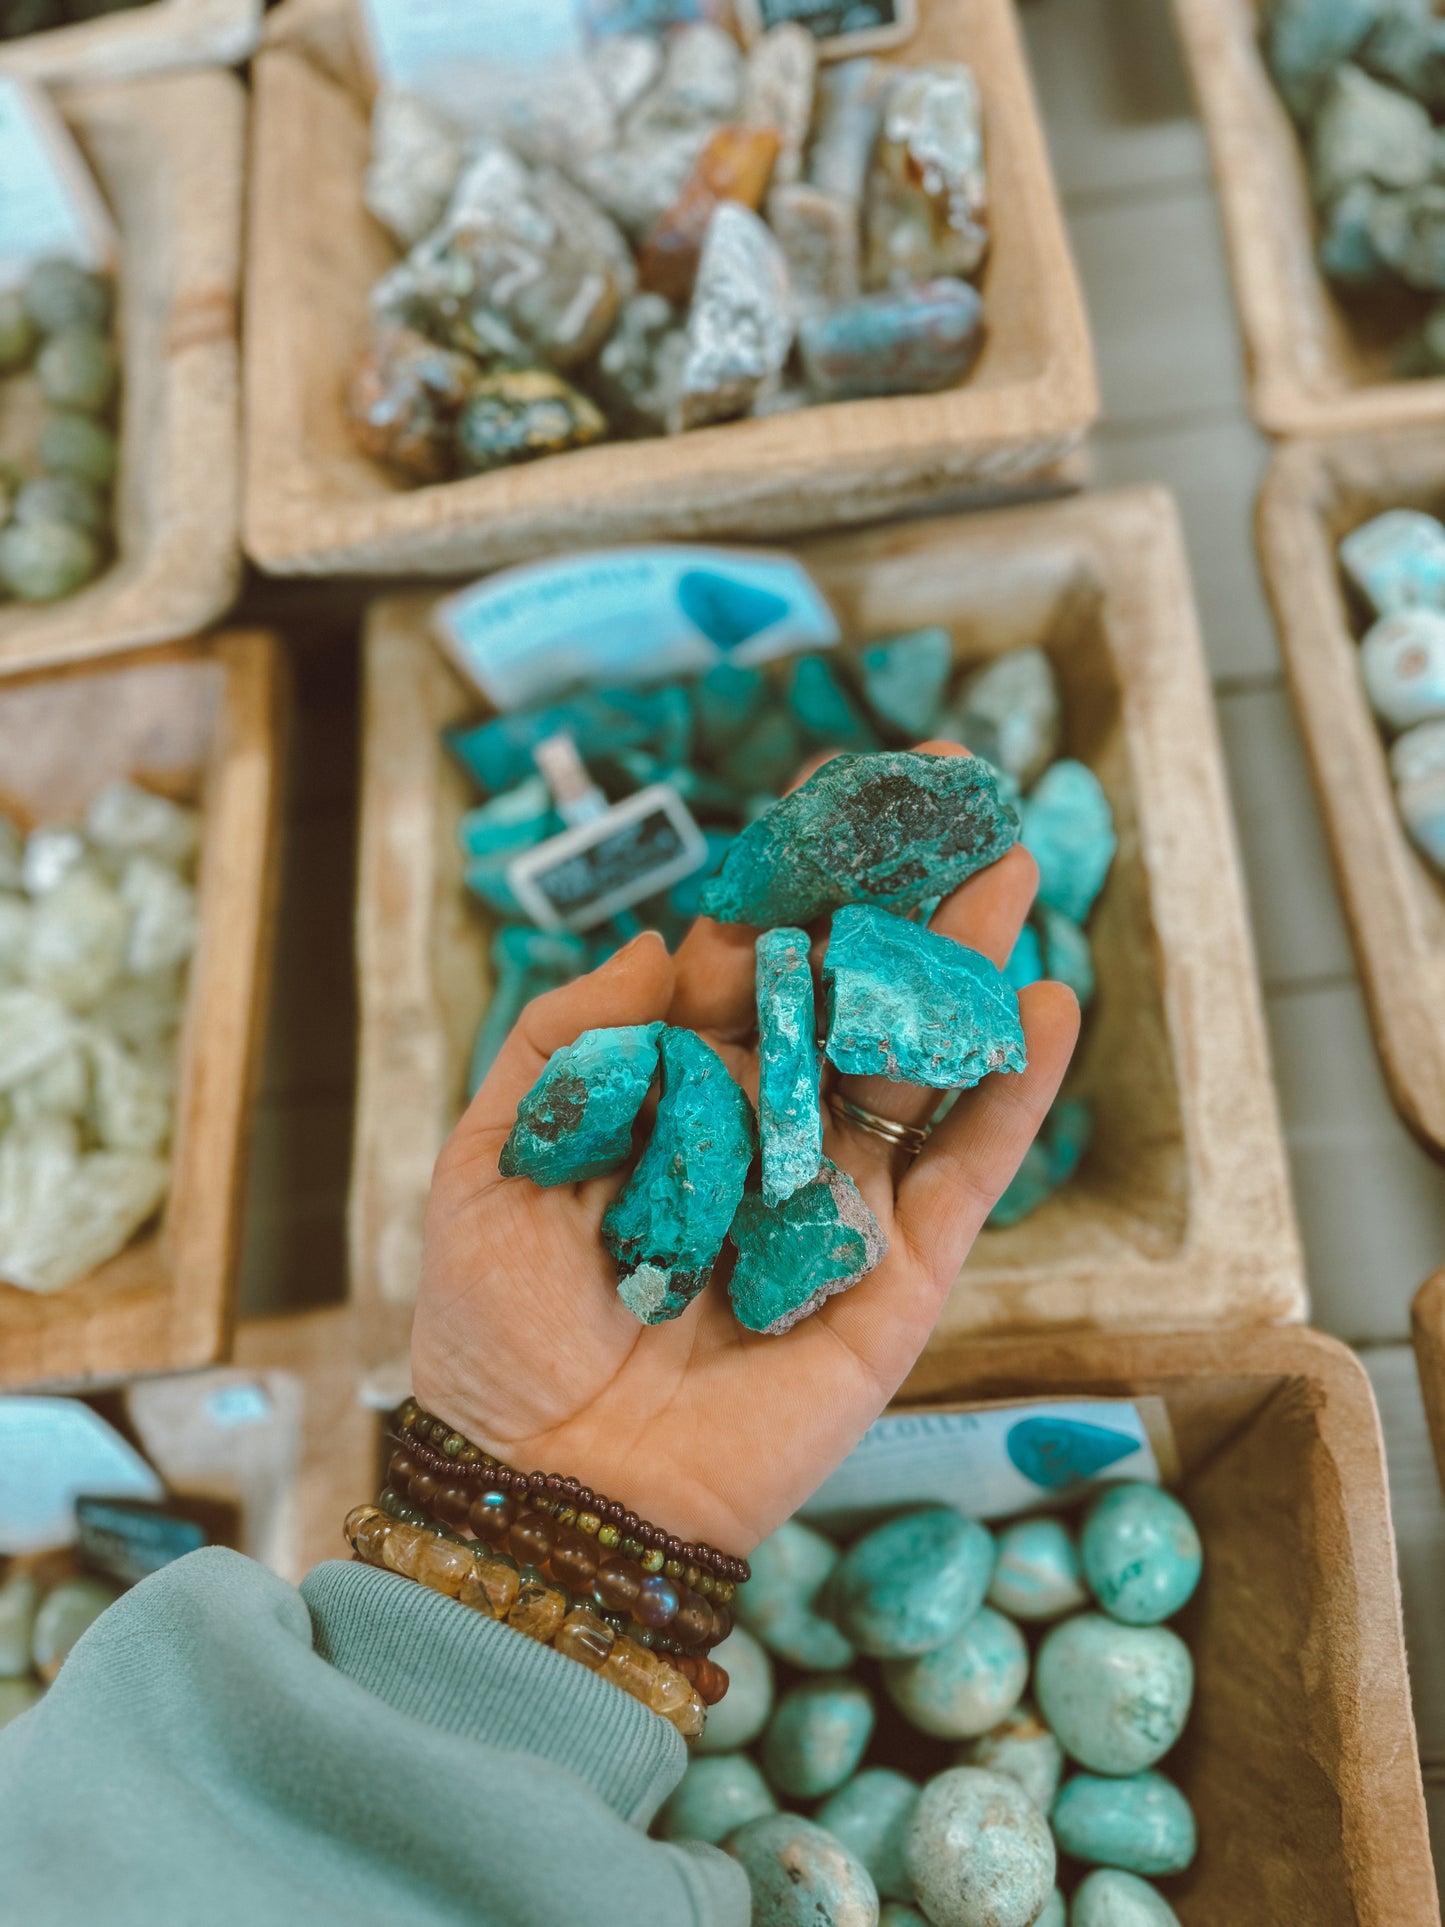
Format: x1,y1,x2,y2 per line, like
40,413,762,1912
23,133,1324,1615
911,738,970,758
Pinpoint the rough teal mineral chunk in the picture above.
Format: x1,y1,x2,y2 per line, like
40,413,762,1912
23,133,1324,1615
1367,181,1445,289
669,830,737,922
955,1703,1065,1814
947,649,1061,790
728,1160,885,1334
457,776,559,860
1070,1869,1181,1927
694,661,771,757
468,927,588,1095
701,750,1019,927
857,628,953,740
1264,0,1382,118
787,656,880,751
1050,1770,1196,1877
1361,609,1445,729
656,1753,777,1844
1319,181,1389,284
500,1022,661,1184
824,903,1026,1089
1034,1615,1193,1775
1340,507,1445,616
761,1675,876,1799
717,709,806,795
1004,924,1042,993
734,1520,857,1671
1080,1484,1202,1626
987,1516,1086,1623
816,1769,919,1903
603,1026,755,1322
1308,61,1432,206
1363,7,1445,109
725,1814,879,1927
756,926,822,1205
1022,761,1116,923
987,1099,1093,1230
445,685,691,793
798,279,984,400
905,1767,1056,1927
1037,904,1096,1008
695,1626,775,1754
829,1508,995,1659
883,1605,1029,1740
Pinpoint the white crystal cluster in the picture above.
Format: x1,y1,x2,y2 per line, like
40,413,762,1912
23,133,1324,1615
0,781,199,1295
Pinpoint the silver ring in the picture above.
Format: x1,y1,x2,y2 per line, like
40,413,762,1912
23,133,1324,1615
828,1093,931,1157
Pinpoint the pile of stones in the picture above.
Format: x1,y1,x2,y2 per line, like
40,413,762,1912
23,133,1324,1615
0,261,119,603
0,780,198,1293
0,1562,118,1730
1262,0,1445,373
659,1480,1203,1927
1338,505,1445,872
350,19,991,479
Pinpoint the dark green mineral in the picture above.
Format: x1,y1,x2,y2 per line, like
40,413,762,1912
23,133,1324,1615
500,1022,662,1185
727,1159,886,1335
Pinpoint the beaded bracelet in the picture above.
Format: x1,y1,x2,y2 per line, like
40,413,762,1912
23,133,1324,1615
344,1502,713,1742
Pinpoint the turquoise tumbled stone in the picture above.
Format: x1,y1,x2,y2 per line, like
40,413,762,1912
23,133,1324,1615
1034,1615,1193,1775
1022,760,1117,923
695,1626,775,1754
756,927,823,1205
656,1753,777,1845
955,1703,1064,1814
823,903,1026,1088
1036,904,1096,1007
988,1098,1093,1229
694,661,771,757
906,1768,1056,1927
445,685,691,794
726,1814,880,1927
787,656,881,752
1340,508,1445,616
857,628,954,740
1360,610,1445,731
456,776,559,860
883,1605,1029,1740
468,927,589,1094
1050,1770,1196,1876
880,1906,931,1927
500,1023,661,1185
816,1768,919,1902
761,1675,876,1799
828,1508,995,1659
717,708,807,795
947,648,1061,790
701,750,1019,928
1070,1869,1181,1927
986,1516,1086,1623
1034,1893,1066,1927
603,1027,756,1323
1080,1483,1202,1626
728,1159,886,1334
734,1520,857,1671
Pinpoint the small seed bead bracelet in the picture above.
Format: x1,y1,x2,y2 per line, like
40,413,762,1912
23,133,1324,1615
345,1502,713,1741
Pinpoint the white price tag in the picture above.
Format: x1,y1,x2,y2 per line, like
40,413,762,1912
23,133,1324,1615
0,77,116,294
355,0,585,90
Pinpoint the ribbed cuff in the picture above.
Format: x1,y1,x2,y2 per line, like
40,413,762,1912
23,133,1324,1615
300,1560,686,1826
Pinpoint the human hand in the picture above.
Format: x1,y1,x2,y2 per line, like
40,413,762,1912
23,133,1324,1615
412,744,1080,1558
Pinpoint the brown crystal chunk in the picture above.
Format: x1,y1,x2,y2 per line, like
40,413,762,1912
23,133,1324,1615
554,1608,615,1671
346,326,472,483
638,124,782,306
414,1537,476,1599
508,1577,568,1643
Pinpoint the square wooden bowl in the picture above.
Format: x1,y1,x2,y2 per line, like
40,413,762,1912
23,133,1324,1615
349,487,1302,1377
1256,429,1445,1159
902,1324,1438,1926
1173,0,1445,437
0,0,260,86
1412,1268,1445,1498
0,632,287,1390
242,0,1097,580
0,68,245,677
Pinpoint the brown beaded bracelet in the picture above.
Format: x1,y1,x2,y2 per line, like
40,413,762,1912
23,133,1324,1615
391,1397,750,1587
344,1502,716,1742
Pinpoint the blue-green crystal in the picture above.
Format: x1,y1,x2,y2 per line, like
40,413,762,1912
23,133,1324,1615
445,685,691,794
728,1159,885,1334
856,628,953,740
717,709,806,796
823,903,1026,1088
734,1520,857,1672
694,661,772,757
988,1097,1093,1229
828,1508,995,1659
1071,1870,1181,1927
787,656,880,751
1037,903,1095,1006
701,751,1019,928
947,648,1061,789
756,927,822,1205
456,775,560,860
500,1022,662,1184
603,1026,756,1323
668,831,736,922
1050,1770,1196,1877
1080,1482,1202,1626
1022,759,1117,923
1004,924,1043,992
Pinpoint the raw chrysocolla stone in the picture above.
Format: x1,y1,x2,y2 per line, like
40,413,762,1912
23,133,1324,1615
363,90,467,249
787,655,879,749
1368,182,1445,288
729,1157,885,1333
743,23,817,187
457,776,560,861
1036,903,1095,1008
948,647,1061,789
592,293,688,435
755,926,822,1205
801,278,983,401
856,628,953,739
469,927,590,1096
455,370,607,474
867,65,989,290
1308,62,1433,206
602,1025,755,1323
693,660,772,756
823,903,1026,1089
673,203,795,430
1318,179,1389,283
701,750,1019,928
1004,922,1042,993
346,327,475,483
1391,718,1445,872
500,1022,662,1184
638,123,782,306
1339,507,1445,615
446,684,690,793
716,707,805,794
1360,608,1445,728
1264,0,1382,119
84,780,198,868
767,182,862,313
987,1098,1092,1229
1021,759,1117,923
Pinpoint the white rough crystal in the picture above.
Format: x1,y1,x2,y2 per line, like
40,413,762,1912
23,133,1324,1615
10,1042,90,1125
0,817,21,893
630,23,744,133
809,58,887,207
591,35,664,118
0,988,75,1091
119,856,198,978
423,57,618,174
674,202,795,430
743,24,816,187
0,1113,169,1295
571,125,713,241
768,182,861,311
84,780,199,870
25,868,128,1010
365,89,468,250
0,897,30,983
22,827,86,897
87,1032,172,1157
868,63,989,287
89,967,185,1050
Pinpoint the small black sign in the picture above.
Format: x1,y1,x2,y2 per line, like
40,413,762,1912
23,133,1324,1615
739,0,917,53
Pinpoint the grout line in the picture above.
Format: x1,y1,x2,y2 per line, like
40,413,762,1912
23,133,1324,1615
1060,173,1214,218
1262,970,1359,1000
1090,402,1250,443
1212,670,1286,699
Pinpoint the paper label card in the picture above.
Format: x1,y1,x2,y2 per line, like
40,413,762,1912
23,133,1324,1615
0,1397,163,1555
0,77,116,293
356,0,585,89
735,0,917,55
801,1397,1173,1534
437,545,841,712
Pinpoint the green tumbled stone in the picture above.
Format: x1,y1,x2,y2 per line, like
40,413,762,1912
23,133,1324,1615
755,926,822,1206
37,411,118,486
906,1768,1055,1927
1021,760,1117,923
734,1519,857,1672
13,473,109,540
823,903,1026,1089
603,1026,756,1323
23,260,111,335
1034,1615,1193,1776
856,628,954,740
701,751,1019,928
761,1674,876,1799
786,655,880,751
987,1098,1093,1229
728,1159,885,1335
0,518,100,601
501,1022,661,1184
0,290,36,371
657,1752,777,1845
1071,1869,1181,1927
36,328,118,415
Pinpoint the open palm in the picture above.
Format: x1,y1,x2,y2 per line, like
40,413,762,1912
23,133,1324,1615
412,744,1079,1559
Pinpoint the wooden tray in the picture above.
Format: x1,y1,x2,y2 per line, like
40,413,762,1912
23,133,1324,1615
1256,429,1445,1159
0,69,245,677
242,0,1097,580
903,1324,1439,1926
0,633,287,1390
1412,1269,1445,1499
1172,0,1445,438
350,487,1303,1377
0,0,260,87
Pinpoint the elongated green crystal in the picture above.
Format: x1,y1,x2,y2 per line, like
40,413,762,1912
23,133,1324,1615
756,928,822,1206
728,1159,886,1335
499,1023,662,1186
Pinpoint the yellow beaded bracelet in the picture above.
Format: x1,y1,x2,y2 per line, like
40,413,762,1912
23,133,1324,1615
344,1505,707,1742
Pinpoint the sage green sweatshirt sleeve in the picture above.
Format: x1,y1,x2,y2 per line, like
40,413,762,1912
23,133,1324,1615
0,1547,750,1927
